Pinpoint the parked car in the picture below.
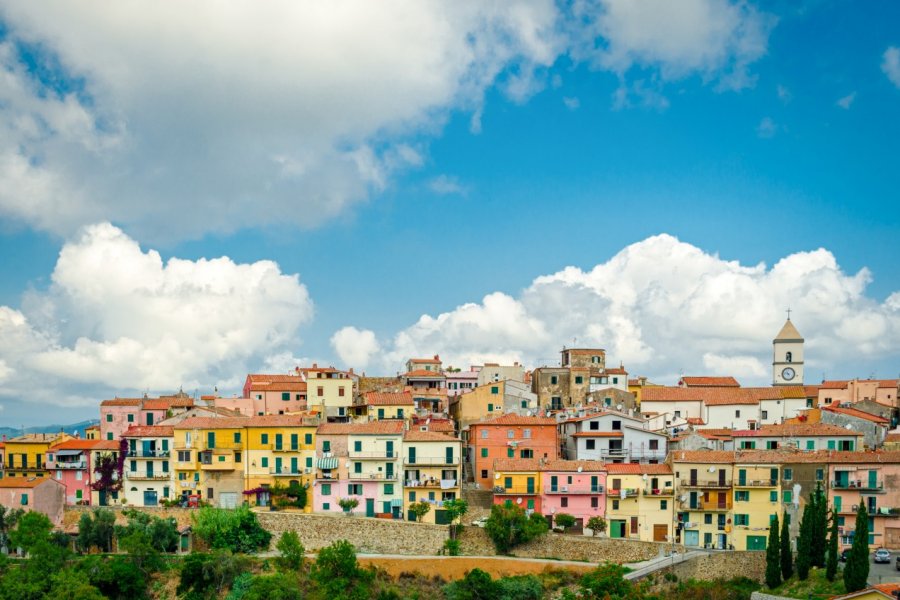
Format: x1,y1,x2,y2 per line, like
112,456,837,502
840,548,851,562
471,517,488,528
874,548,891,563
895,556,900,571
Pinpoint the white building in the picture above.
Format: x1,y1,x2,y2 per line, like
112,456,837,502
560,411,667,463
122,425,175,507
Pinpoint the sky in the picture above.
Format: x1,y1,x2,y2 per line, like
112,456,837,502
0,0,898,426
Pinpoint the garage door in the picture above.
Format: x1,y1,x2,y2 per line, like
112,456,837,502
747,535,767,551
886,528,900,549
219,492,238,509
653,524,668,542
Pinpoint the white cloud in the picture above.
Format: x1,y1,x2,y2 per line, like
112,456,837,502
836,92,856,109
0,222,313,407
777,84,792,104
428,175,467,196
882,47,900,89
331,327,381,370
756,116,778,138
563,96,581,110
367,235,900,385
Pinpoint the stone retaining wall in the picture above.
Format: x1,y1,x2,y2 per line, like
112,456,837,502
650,550,767,583
257,511,449,555
458,527,665,563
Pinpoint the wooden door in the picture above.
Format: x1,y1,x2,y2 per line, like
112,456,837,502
653,524,668,542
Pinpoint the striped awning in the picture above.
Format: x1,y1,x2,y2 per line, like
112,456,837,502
317,457,339,470
391,498,403,507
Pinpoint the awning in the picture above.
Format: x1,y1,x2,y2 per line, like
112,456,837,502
391,499,403,507
54,450,83,457
317,457,339,470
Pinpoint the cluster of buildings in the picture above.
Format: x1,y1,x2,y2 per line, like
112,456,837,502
1,317,899,553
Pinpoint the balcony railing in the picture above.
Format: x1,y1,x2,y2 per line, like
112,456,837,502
403,456,456,466
644,487,674,496
270,467,309,476
125,471,171,481
609,488,640,498
832,480,884,492
8,464,47,472
272,444,308,453
349,451,397,459
696,501,733,511
734,479,778,488
493,486,538,495
127,450,171,459
175,440,243,451
53,461,88,470
546,485,605,494
405,479,457,488
348,472,397,481
839,505,900,518
680,479,732,489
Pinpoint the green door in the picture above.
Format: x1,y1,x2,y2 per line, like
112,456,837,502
747,536,767,551
770,468,779,485
526,477,535,494
366,498,375,518
738,469,747,486
146,412,154,425
275,457,282,474
869,470,878,489
290,457,298,474
610,520,625,538
408,447,416,464
445,446,454,464
383,501,391,514
207,432,215,449
386,462,394,479
275,434,283,451
834,496,842,514
386,441,394,458
146,462,153,477
290,434,298,450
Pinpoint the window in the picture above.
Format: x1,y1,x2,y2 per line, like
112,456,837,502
735,490,750,502
261,433,269,445
527,499,535,510
521,400,527,409
761,410,768,420
127,414,134,423
481,430,488,439
612,377,618,384
575,376,583,385
384,483,394,495
178,450,191,462
304,433,312,445
409,491,415,501
520,449,533,459
783,490,792,504
816,468,824,481
481,448,488,458
339,387,345,397
674,411,681,419
354,441,362,452
561,497,568,507
306,457,312,468
487,403,493,412
591,497,599,508
354,462,361,474
586,440,596,450
234,452,241,463
261,457,269,468
783,468,793,481
218,455,225,462
507,448,514,458
769,491,777,502
740,441,756,449
317,386,324,397
233,432,241,443
589,421,599,430
704,514,712,525
106,414,112,422
807,440,815,450
612,420,621,430
179,472,186,480
504,477,512,489
282,392,290,401
734,514,749,526
349,484,363,495
649,440,659,450
786,351,792,363
491,386,499,395
481,470,488,479
323,503,330,511
767,441,779,450
20,494,28,506
207,488,214,499
660,500,667,510
735,410,741,418
550,375,558,385
323,440,331,452
523,429,531,439
612,500,619,510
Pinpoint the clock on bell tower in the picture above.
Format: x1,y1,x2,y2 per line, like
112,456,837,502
773,312,804,386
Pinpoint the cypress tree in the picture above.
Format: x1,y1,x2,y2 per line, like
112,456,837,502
843,504,870,593
796,501,812,580
815,486,829,567
825,509,839,582
780,513,793,581
766,514,782,589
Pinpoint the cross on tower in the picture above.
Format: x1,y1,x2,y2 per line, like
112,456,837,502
786,307,792,320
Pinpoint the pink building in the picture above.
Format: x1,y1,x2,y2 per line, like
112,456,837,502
100,395,195,440
818,379,899,408
541,460,607,529
446,368,479,397
242,374,308,415
312,426,349,515
827,451,900,549
47,439,122,506
0,477,66,524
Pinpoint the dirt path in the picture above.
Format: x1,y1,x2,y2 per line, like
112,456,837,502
356,554,597,580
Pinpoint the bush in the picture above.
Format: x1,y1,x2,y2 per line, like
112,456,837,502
484,503,549,554
586,516,607,536
554,513,576,531
242,573,302,600
311,540,373,600
495,574,543,600
177,551,252,600
442,538,461,556
275,531,305,571
579,563,638,600
410,501,432,522
338,498,360,515
443,568,497,600
192,506,272,553
77,555,149,600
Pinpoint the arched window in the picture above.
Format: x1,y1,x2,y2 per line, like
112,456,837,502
785,352,792,363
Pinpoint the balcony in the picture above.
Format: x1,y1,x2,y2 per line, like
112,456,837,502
403,456,456,466
734,479,778,488
832,480,884,493
839,505,900,518
199,454,236,470
270,467,309,476
609,488,640,498
546,485,605,495
9,464,47,472
680,479,732,489
127,449,171,459
54,461,88,470
126,471,171,481
405,478,458,489
271,444,308,453
493,486,538,495
175,440,243,451
348,472,397,481
695,500,733,511
644,487,675,496
349,451,397,460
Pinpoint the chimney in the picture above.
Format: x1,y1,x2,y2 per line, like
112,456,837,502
312,362,318,369
348,367,354,374
434,355,439,361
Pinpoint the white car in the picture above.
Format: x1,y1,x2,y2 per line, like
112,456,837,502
471,517,488,528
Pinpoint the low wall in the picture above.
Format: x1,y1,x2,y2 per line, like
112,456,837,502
649,551,767,583
257,511,449,555
458,527,665,563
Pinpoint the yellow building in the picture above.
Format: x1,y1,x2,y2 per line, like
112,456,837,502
2,433,71,478
244,415,317,507
731,456,785,551
449,382,506,431
402,430,462,524
671,450,736,549
353,391,414,423
627,377,659,407
491,458,543,514
606,463,675,542
298,366,355,421
173,417,247,508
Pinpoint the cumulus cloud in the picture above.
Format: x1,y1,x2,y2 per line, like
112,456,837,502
0,1,777,241
366,235,900,384
756,116,778,138
0,223,313,407
331,327,381,370
777,84,792,104
428,175,467,196
836,92,857,109
883,47,900,89
563,96,581,110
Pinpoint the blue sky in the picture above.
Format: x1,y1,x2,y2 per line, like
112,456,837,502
0,1,898,425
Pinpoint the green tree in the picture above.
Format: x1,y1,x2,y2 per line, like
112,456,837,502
0,506,23,552
310,540,373,600
243,573,303,600
77,509,116,553
765,514,782,589
579,563,638,600
843,504,870,593
45,568,105,600
443,568,498,600
410,500,432,522
75,555,148,600
810,485,827,567
780,514,793,581
338,497,360,515
191,506,272,553
586,516,607,537
177,551,251,599
9,511,53,555
443,498,469,539
554,513,576,531
275,530,305,571
484,503,549,554
825,509,839,582
118,528,163,576
795,501,812,580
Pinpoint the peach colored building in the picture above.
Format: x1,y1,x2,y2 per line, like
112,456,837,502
827,451,900,549
819,379,899,408
0,477,66,524
100,395,195,440
469,414,558,490
47,439,113,505
540,459,607,529
242,374,308,415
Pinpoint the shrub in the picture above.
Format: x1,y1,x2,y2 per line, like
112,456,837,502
579,563,639,600
311,540,373,600
410,501,432,522
554,513,576,531
442,538,461,556
484,503,548,554
176,551,252,600
443,568,497,600
338,498,360,515
586,516,607,536
275,531,305,571
192,506,272,553
242,573,302,600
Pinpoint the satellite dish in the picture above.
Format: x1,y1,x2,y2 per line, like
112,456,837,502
345,461,351,469
845,424,853,430
642,474,648,481
617,404,623,411
526,411,533,417
679,495,688,502
495,473,501,479
577,466,583,473
516,498,522,504
708,467,716,473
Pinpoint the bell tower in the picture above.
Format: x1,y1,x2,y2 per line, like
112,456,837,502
773,311,804,386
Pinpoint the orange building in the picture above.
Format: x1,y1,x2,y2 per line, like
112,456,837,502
469,414,558,490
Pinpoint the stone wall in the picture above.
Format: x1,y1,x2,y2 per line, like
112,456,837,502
649,550,767,583
257,512,448,555
459,527,664,563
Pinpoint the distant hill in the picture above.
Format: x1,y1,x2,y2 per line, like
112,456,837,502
0,420,100,440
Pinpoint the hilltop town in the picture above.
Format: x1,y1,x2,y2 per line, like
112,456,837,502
2,316,898,562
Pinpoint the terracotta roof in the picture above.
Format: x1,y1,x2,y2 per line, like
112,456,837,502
696,428,735,437
565,349,605,355
473,413,557,427
628,379,640,386
604,367,628,375
572,431,624,438
317,421,405,435
686,417,705,425
243,415,317,427
85,425,100,430
246,374,303,383
681,376,740,388
249,381,308,392
821,379,899,390
101,398,142,407
403,430,461,442
493,458,608,473
670,450,737,464
774,319,803,341
123,426,175,438
734,449,900,465
604,463,672,475
884,433,900,444
804,385,821,396
175,417,249,430
642,386,793,406
733,423,863,438
413,420,455,433
822,405,890,424
409,357,441,364
403,370,446,379
364,392,414,406
6,433,66,443
562,410,640,424
50,439,109,451
0,476,60,489
144,397,195,409
92,441,122,451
